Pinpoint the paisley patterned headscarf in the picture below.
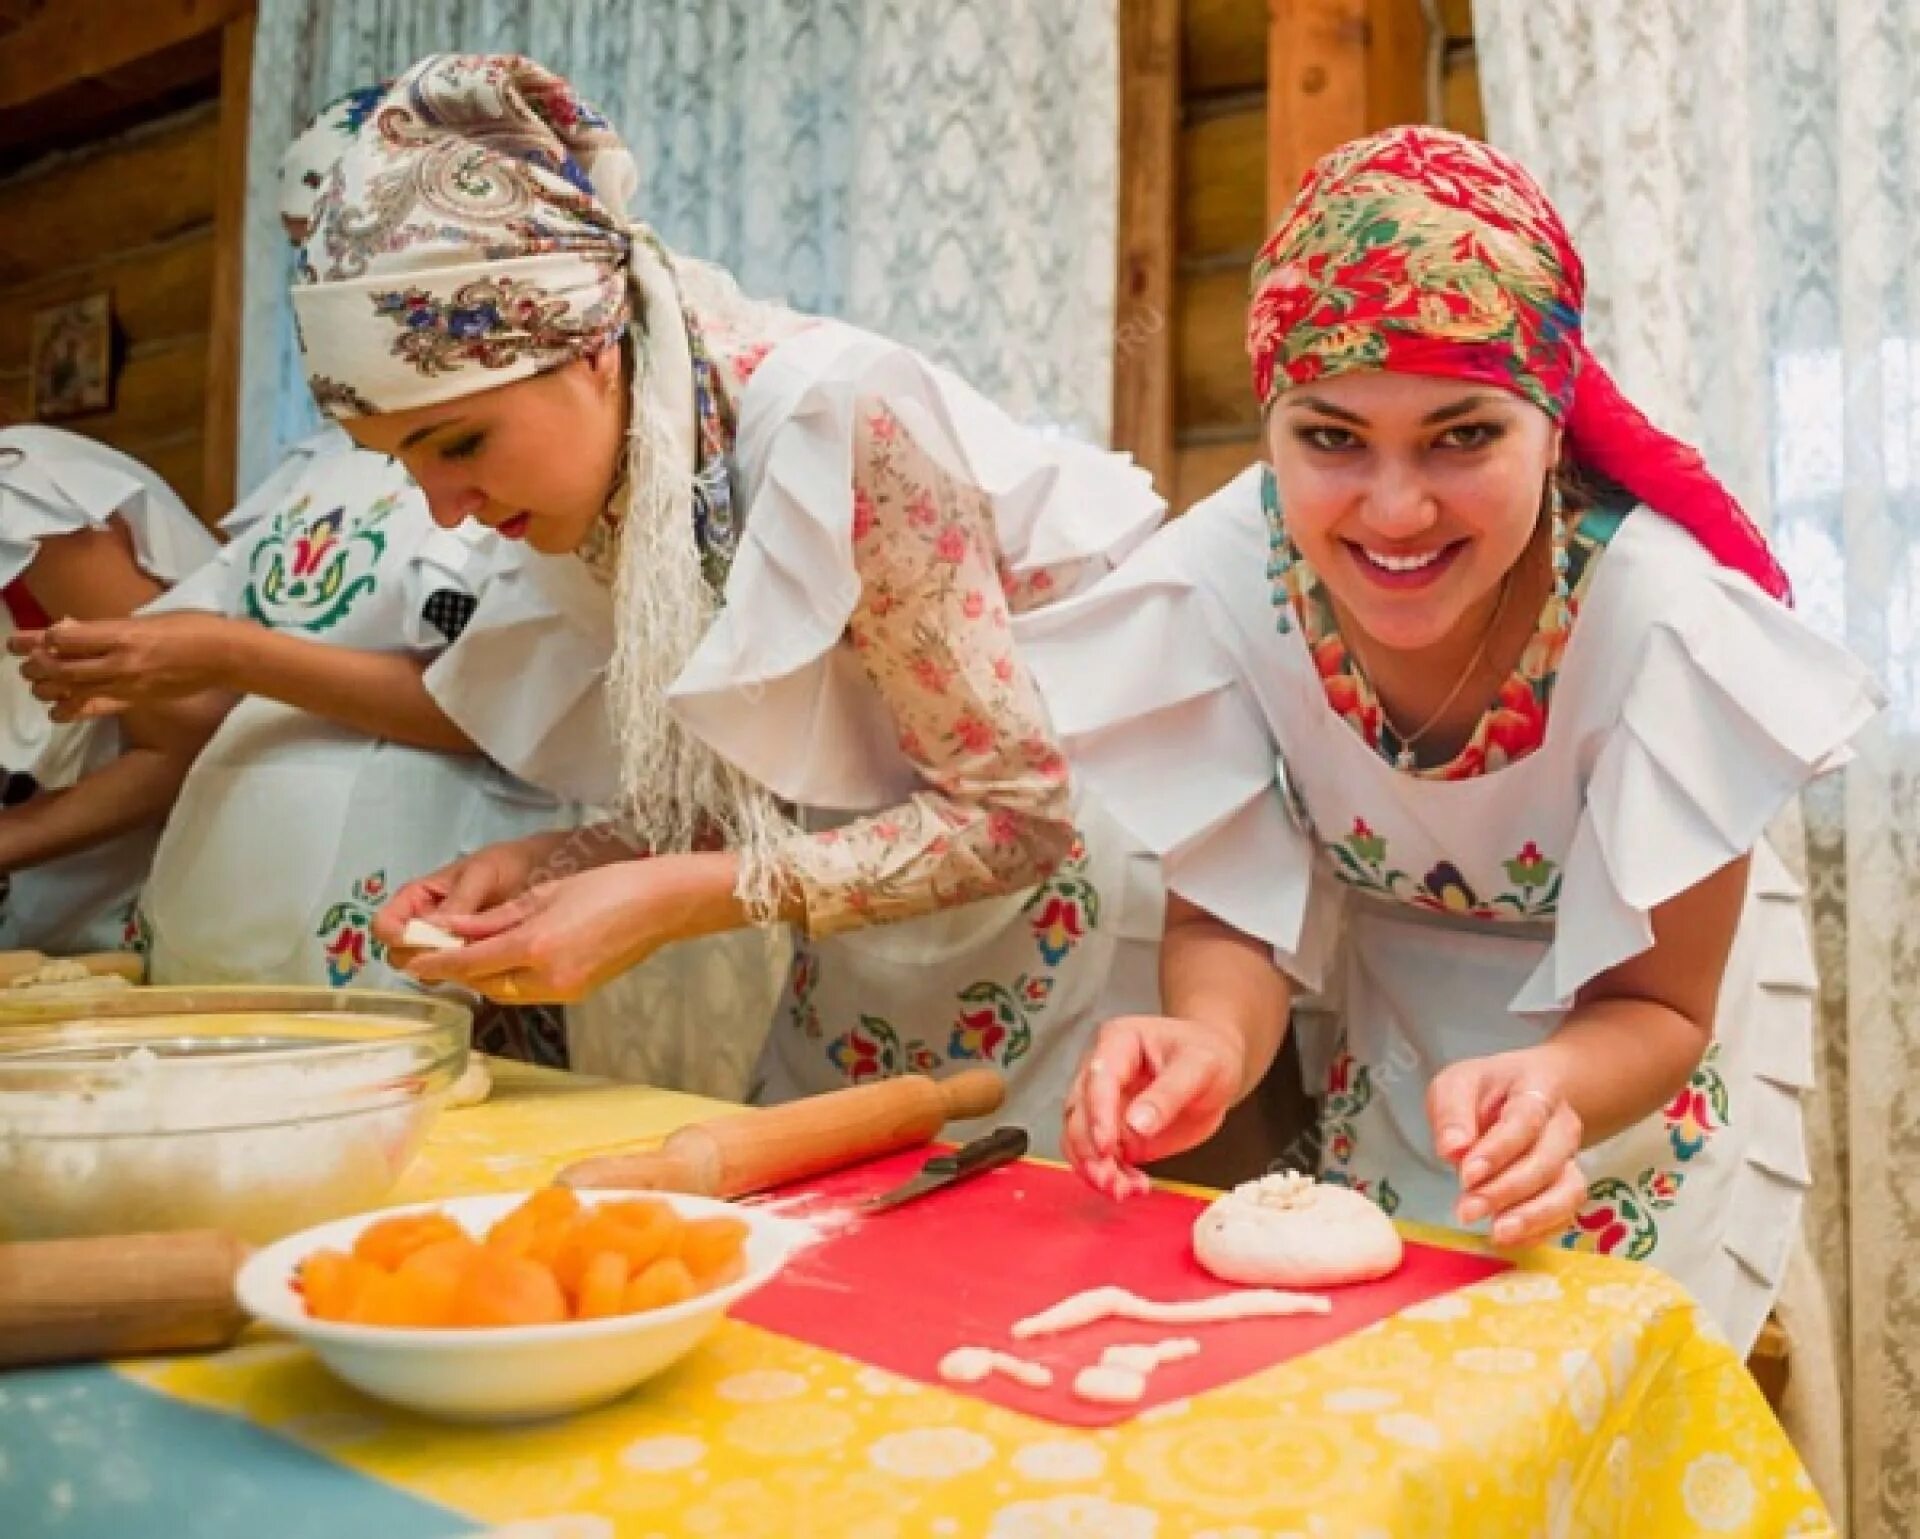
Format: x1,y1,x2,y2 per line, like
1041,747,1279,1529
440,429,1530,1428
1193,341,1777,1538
277,84,385,231
1247,126,1791,603
292,54,797,912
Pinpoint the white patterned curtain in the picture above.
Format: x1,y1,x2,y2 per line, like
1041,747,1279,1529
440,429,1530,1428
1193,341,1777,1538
237,0,1116,493
1476,4,1920,1535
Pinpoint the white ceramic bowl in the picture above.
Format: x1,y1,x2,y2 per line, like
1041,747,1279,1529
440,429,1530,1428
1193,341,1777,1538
237,1190,806,1422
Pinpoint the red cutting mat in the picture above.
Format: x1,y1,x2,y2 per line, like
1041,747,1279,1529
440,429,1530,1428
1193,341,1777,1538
733,1149,1509,1426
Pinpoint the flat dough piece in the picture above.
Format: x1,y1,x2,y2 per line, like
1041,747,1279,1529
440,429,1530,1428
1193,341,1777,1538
401,919,463,951
1012,1284,1330,1340
938,1346,1052,1389
1192,1171,1404,1289
1071,1363,1147,1404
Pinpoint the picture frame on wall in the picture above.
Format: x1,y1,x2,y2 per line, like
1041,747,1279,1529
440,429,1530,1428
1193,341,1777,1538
28,292,114,420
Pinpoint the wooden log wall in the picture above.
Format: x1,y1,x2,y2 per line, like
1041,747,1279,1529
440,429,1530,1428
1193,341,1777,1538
1117,0,1486,512
0,0,253,524
0,106,222,512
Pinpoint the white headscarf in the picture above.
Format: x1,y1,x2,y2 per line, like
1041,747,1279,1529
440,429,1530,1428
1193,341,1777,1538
291,54,794,910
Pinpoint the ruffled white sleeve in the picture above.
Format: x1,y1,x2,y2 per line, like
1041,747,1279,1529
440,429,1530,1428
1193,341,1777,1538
1515,520,1882,1014
423,545,620,808
1018,486,1341,989
0,426,215,589
667,320,1164,812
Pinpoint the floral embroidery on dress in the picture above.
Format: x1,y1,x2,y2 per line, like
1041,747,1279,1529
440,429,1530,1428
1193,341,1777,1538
1663,1044,1731,1161
1561,1169,1685,1262
810,834,1100,1085
825,1016,941,1083
244,491,399,632
1329,818,1561,920
123,904,152,959
371,275,620,377
775,395,1075,935
1316,1047,1403,1213
1028,835,1099,964
1558,1052,1725,1261
315,870,389,985
1262,468,1623,779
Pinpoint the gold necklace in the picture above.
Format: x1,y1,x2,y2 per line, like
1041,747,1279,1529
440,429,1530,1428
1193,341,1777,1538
1350,568,1517,773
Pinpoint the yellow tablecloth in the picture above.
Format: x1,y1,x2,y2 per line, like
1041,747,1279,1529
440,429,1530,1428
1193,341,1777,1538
127,1063,1834,1538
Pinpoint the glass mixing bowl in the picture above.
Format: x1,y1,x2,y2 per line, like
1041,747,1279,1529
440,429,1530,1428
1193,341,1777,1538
0,987,470,1243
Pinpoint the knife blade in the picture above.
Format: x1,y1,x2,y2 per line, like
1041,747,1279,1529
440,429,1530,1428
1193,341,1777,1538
860,1126,1029,1213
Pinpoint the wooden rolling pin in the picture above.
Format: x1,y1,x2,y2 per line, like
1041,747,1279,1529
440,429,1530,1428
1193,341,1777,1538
0,1231,249,1368
559,1068,1006,1197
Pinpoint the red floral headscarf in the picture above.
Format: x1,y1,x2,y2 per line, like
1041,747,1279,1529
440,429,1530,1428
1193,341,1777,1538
1247,126,1790,603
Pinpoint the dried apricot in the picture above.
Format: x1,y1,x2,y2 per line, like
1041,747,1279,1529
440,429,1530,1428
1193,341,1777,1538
446,1248,568,1327
394,1236,481,1323
623,1256,696,1314
352,1211,465,1271
486,1186,582,1258
676,1215,749,1283
575,1250,630,1320
299,1249,381,1322
350,1269,448,1328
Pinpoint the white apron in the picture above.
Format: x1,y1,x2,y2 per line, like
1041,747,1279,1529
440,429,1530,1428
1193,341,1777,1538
1021,468,1880,1348
141,432,568,989
0,429,218,953
670,321,1169,1152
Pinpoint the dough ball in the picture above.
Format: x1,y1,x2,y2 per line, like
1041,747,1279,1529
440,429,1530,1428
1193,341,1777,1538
1192,1171,1403,1288
447,1055,493,1109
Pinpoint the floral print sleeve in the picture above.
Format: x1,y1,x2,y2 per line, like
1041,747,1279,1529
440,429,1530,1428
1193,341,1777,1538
774,395,1077,935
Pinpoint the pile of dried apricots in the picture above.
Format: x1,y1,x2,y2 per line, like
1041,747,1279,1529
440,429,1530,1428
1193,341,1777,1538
297,1187,749,1328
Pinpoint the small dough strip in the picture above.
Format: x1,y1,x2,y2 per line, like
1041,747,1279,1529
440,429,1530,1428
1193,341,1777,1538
1072,1337,1203,1405
938,1346,1053,1389
1012,1285,1330,1340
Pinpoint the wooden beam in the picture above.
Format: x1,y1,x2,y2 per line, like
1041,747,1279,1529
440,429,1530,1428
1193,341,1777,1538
1180,103,1267,261
1113,0,1182,490
1185,0,1267,97
201,9,252,519
1365,0,1431,129
0,0,249,109
1266,0,1369,220
1266,0,1433,219
0,106,220,286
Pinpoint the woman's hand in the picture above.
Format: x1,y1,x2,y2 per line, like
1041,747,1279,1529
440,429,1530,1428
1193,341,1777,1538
10,614,241,721
401,859,684,1003
1063,1015,1247,1202
1428,1048,1586,1247
373,831,583,964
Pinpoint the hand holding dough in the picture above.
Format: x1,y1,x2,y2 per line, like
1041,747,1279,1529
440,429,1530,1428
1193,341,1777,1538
401,919,464,952
1192,1171,1403,1288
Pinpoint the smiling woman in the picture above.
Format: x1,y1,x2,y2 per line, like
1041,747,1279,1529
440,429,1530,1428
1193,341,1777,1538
1022,125,1880,1356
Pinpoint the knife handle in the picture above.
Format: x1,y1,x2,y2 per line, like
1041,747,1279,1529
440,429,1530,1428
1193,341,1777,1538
926,1125,1029,1178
